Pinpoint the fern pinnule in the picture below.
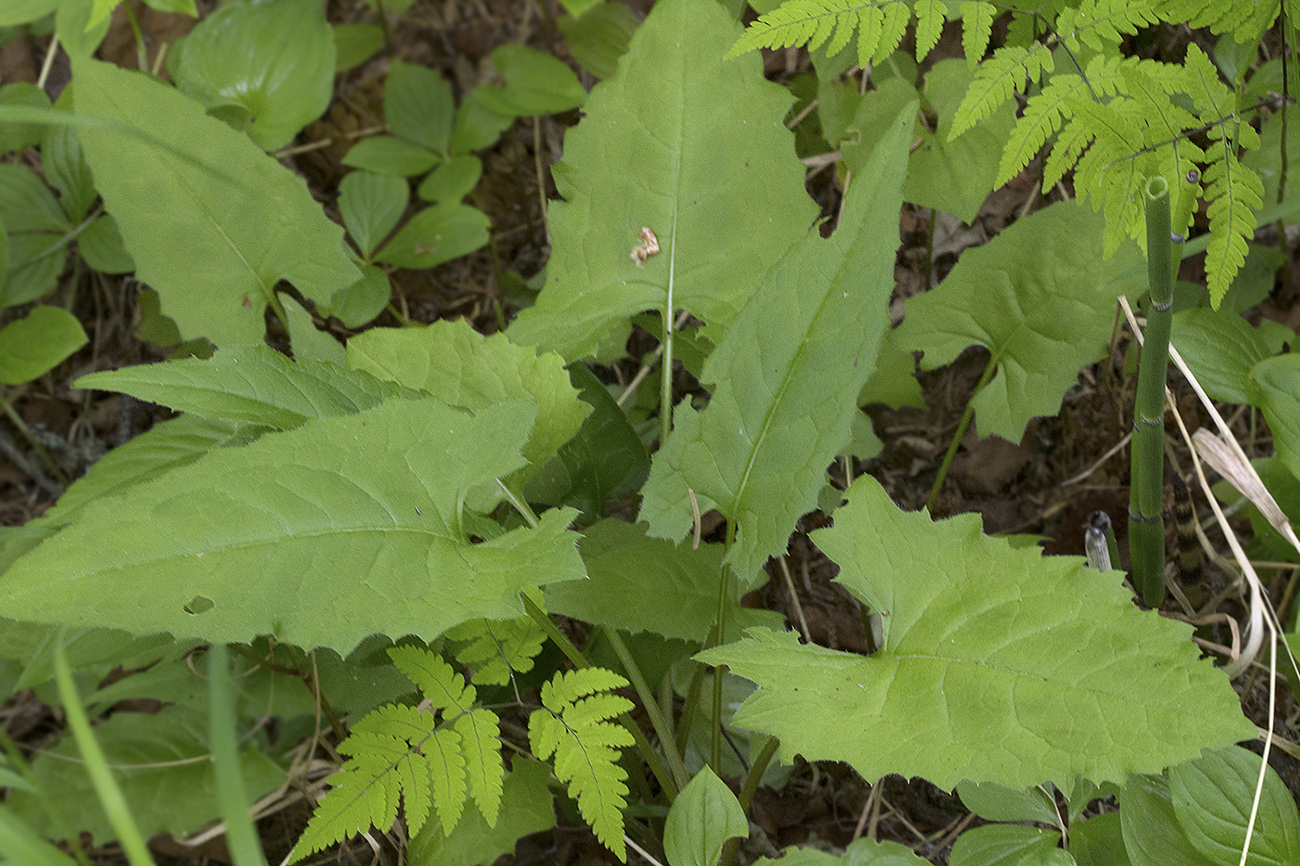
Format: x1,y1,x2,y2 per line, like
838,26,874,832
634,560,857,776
725,0,864,59
455,708,505,824
446,616,546,686
914,0,945,61
529,667,634,860
960,0,997,66
1203,145,1264,303
1185,0,1277,45
389,644,476,712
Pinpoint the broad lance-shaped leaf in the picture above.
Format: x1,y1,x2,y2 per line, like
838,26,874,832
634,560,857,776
0,398,584,653
892,200,1145,442
639,102,914,587
71,56,360,346
75,344,412,430
346,319,590,481
699,475,1254,792
507,0,816,360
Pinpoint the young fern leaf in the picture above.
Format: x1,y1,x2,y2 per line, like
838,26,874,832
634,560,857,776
289,648,503,862
529,668,634,861
1055,0,1160,52
445,615,547,686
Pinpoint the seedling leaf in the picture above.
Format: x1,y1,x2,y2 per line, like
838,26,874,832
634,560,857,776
0,306,87,385
700,475,1254,792
70,57,360,346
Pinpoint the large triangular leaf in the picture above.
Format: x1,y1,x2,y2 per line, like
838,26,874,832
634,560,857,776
892,201,1145,442
71,57,360,346
699,475,1253,792
0,398,584,652
507,0,817,360
638,103,913,587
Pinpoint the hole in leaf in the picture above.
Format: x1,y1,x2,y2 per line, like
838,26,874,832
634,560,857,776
184,595,214,615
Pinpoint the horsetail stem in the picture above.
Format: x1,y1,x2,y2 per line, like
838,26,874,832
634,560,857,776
1129,176,1174,606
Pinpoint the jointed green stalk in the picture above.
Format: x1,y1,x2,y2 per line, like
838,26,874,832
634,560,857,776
1129,176,1174,606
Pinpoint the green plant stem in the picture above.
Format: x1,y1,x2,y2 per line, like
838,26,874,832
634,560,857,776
1129,175,1173,606
719,735,781,866
925,357,997,512
658,218,678,450
602,627,690,792
52,633,154,866
711,523,739,773
521,593,678,799
206,644,268,866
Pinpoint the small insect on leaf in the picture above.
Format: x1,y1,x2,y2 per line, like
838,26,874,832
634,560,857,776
629,226,660,267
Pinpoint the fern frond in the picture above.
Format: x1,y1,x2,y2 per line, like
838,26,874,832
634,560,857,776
1069,95,1149,253
1055,0,1160,52
960,0,997,65
1183,42,1265,304
290,708,436,861
998,72,1085,185
388,644,476,712
529,668,635,861
914,0,945,62
1183,0,1279,44
446,616,546,686
290,649,505,863
951,43,1055,138
726,0,865,58
860,2,912,67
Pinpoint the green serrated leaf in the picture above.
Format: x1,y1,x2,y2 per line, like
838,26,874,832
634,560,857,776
0,306,87,385
664,766,748,866
71,57,360,346
346,319,590,484
894,201,1144,442
1249,355,1300,484
546,519,784,641
508,0,817,360
699,475,1254,792
1169,746,1300,866
75,344,407,429
282,294,345,366
639,102,912,586
169,0,333,150
1,398,585,652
